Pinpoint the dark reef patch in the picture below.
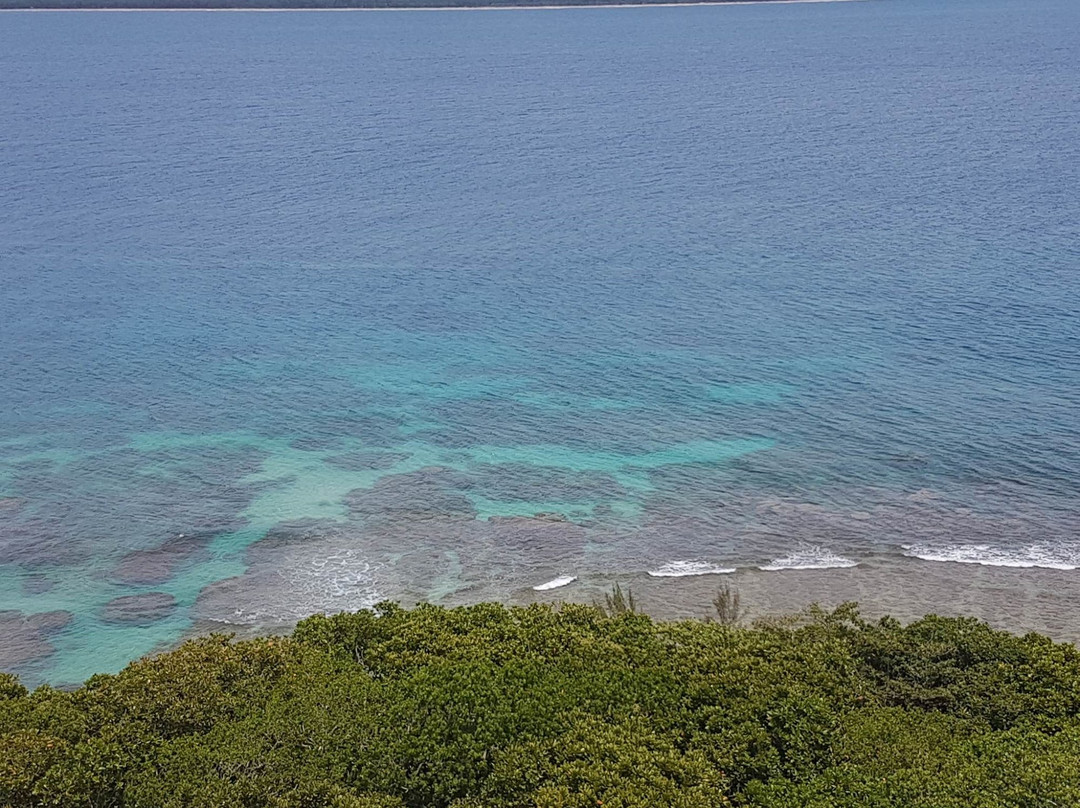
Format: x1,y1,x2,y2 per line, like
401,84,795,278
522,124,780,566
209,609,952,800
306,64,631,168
468,463,626,503
302,413,408,449
112,532,217,586
324,451,410,472
0,610,73,670
344,467,477,523
0,496,25,512
245,518,346,555
0,518,93,567
289,436,350,453
102,593,177,625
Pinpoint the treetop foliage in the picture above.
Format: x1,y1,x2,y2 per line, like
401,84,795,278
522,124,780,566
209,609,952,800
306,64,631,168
3,599,1080,807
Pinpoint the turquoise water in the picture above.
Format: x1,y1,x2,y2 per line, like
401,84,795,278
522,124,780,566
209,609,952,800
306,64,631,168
1,0,1079,684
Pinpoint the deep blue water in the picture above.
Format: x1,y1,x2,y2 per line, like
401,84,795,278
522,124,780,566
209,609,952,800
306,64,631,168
1,0,1079,684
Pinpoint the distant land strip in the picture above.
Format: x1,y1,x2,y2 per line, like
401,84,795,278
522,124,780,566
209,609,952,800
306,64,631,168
0,0,859,10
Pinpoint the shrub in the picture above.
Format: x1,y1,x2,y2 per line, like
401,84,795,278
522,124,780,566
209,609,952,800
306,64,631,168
2,602,1078,808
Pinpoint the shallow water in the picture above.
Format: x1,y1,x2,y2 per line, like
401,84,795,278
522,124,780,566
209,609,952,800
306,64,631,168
1,0,1079,685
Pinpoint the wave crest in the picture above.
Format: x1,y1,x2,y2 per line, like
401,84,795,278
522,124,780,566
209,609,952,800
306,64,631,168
759,547,858,571
648,561,736,578
533,575,577,591
903,543,1080,570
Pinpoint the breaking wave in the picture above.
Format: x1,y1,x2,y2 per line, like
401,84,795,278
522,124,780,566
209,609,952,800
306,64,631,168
533,575,577,591
903,543,1080,570
648,560,736,577
759,547,859,571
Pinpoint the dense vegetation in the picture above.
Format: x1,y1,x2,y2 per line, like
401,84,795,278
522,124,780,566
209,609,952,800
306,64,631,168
4,598,1080,807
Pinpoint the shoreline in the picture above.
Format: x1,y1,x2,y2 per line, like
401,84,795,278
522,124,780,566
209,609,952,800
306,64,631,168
10,551,1080,688
0,0,862,12
191,553,1080,648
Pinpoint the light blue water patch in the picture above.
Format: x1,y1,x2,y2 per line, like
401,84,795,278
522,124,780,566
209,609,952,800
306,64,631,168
227,438,449,530
0,567,82,615
47,613,196,688
165,555,250,602
207,525,270,558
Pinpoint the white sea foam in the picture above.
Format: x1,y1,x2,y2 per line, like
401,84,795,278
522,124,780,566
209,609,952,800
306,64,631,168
533,575,577,591
903,543,1080,570
296,550,381,601
225,550,383,624
759,547,858,571
648,560,736,577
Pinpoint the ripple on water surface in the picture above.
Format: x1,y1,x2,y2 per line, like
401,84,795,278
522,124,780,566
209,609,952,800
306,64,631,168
1,0,1080,685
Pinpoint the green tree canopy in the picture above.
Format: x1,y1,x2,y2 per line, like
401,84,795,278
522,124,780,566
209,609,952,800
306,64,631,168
3,600,1080,807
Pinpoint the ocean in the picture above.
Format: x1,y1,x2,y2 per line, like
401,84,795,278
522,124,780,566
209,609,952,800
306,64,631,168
1,0,1078,685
